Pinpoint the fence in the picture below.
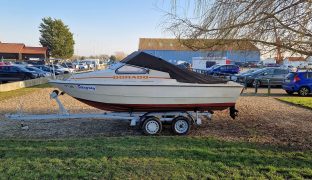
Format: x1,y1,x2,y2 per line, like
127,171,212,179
0,74,71,92
0,77,49,92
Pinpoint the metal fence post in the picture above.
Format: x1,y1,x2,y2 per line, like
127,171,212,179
267,79,271,95
255,79,258,94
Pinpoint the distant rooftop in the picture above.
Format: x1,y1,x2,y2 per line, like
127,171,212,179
285,57,306,62
139,38,259,51
0,42,47,54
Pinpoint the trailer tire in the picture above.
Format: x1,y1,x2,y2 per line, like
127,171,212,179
171,116,191,135
142,117,162,135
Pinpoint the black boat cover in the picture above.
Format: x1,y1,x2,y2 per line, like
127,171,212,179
121,51,228,84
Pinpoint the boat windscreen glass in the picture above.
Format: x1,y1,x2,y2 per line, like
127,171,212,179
109,62,124,70
116,64,148,74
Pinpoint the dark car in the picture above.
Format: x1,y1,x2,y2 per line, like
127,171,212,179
25,66,51,77
207,64,240,76
176,62,191,70
282,71,312,96
237,67,289,87
0,65,38,83
33,65,63,75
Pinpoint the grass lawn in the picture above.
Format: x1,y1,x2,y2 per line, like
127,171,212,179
278,97,312,109
0,137,311,179
0,83,51,101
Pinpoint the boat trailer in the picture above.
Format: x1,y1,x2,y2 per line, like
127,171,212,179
5,90,217,135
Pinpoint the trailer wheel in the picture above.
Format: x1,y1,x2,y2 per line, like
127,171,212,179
142,117,162,135
171,116,191,135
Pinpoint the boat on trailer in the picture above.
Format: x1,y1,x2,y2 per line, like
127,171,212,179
49,52,243,112
7,52,244,135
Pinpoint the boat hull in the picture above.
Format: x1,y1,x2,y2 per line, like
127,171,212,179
50,81,243,112
76,97,235,111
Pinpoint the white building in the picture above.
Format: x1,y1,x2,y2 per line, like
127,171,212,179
283,57,307,68
261,58,276,65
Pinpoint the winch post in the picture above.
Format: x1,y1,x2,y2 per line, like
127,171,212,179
50,91,68,115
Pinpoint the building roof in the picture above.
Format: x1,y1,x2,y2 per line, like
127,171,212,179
286,57,306,62
0,43,25,53
139,38,259,51
22,46,47,54
0,42,47,54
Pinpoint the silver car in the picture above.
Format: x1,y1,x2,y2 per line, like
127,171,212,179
253,68,290,87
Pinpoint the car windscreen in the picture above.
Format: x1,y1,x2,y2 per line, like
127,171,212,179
27,67,44,73
210,65,221,69
241,69,257,74
16,66,32,72
36,66,49,71
56,65,65,69
286,72,295,80
249,68,266,75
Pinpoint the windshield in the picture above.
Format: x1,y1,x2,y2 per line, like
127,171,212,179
17,66,32,72
240,69,258,75
109,62,124,70
209,64,221,69
249,68,266,75
27,67,44,73
286,72,295,80
56,65,65,68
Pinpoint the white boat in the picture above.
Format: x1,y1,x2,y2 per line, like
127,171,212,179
49,52,243,115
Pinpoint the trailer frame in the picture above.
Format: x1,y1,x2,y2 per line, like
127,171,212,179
5,91,213,135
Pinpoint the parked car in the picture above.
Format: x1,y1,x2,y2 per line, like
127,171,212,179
207,64,240,76
236,67,289,87
231,68,259,81
25,66,52,77
81,61,95,69
48,64,74,74
282,71,312,96
0,65,38,83
33,65,63,75
62,62,78,70
77,62,88,70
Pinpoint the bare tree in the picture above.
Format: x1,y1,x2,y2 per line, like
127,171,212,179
114,51,127,61
166,0,312,59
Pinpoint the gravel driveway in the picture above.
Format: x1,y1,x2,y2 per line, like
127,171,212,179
0,88,311,149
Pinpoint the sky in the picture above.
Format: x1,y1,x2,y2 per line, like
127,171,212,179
0,0,176,56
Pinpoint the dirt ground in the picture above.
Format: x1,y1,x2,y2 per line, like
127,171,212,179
0,88,311,149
